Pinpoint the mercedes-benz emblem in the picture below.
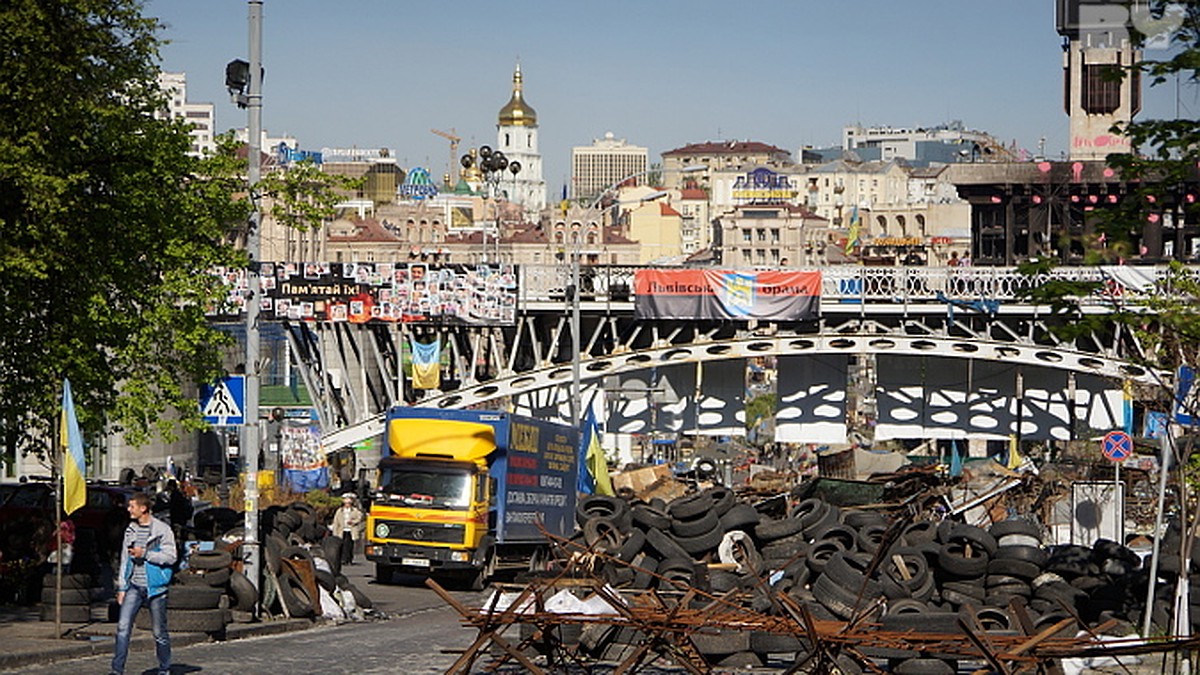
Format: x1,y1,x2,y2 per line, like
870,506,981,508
412,528,425,540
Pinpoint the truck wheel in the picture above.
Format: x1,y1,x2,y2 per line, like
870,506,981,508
469,551,495,592
375,563,393,585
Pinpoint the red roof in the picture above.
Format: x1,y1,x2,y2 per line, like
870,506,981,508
680,188,707,200
659,203,682,217
663,140,789,157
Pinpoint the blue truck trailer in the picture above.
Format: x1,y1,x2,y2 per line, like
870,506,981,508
364,408,579,588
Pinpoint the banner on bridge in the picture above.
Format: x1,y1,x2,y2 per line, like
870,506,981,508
209,262,518,326
633,270,821,321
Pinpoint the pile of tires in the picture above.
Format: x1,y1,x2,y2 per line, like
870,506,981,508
37,572,97,623
260,501,371,619
566,488,1163,671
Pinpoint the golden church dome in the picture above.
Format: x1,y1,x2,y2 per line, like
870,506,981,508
498,64,537,127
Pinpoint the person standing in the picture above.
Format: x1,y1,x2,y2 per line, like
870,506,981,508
110,491,176,675
331,493,365,566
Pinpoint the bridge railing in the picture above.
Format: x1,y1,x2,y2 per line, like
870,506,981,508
517,264,1185,306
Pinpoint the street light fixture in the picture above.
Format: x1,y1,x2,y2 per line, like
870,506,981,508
569,165,707,430
461,146,521,264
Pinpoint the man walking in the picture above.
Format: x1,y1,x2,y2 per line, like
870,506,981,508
110,491,176,675
331,493,365,566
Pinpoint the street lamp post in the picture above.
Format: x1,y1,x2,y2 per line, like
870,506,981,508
222,0,264,602
461,146,520,264
569,165,706,428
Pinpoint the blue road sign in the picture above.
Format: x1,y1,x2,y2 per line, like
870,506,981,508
1102,430,1133,463
200,375,246,426
1177,366,1197,427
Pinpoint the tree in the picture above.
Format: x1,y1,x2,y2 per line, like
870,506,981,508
0,0,254,459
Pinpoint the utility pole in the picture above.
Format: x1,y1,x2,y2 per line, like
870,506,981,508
242,0,264,600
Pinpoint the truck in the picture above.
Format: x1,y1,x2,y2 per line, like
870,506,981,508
364,408,580,588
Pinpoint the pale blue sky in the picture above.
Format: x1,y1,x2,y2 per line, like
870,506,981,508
147,1,1191,192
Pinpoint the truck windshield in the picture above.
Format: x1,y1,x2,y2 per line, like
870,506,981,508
380,469,472,509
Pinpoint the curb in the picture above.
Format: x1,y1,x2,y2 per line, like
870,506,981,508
0,617,317,672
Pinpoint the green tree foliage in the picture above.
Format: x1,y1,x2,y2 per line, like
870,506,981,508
0,0,252,457
0,2,362,460
745,393,777,433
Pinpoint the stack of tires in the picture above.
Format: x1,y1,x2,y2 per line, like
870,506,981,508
177,547,257,625
260,501,371,619
38,572,96,623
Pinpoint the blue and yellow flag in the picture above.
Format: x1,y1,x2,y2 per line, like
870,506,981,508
844,205,861,254
410,338,441,390
578,406,613,496
61,379,86,515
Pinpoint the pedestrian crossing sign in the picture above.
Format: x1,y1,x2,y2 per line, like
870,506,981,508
1178,366,1198,427
200,375,245,426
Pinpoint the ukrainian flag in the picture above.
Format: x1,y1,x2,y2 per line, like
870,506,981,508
578,407,613,496
844,205,861,254
61,379,86,515
410,338,441,390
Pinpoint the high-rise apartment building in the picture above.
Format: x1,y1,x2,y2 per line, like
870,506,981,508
570,133,649,202
156,72,216,157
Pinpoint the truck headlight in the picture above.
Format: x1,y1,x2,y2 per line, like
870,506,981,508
375,523,390,538
451,551,469,562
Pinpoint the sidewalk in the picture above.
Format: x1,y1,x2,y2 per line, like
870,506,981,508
0,604,315,672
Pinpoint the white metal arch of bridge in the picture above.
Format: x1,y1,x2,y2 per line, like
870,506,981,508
280,263,1178,448
415,332,1162,412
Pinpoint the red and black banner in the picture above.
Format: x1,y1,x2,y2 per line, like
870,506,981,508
634,270,821,321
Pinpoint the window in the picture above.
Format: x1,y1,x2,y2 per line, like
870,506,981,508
741,249,752,263
742,229,752,243
1083,63,1121,114
757,229,766,242
771,228,780,243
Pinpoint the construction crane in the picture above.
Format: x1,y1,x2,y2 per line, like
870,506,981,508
431,128,461,187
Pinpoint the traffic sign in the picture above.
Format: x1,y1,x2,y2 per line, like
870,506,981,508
200,375,245,426
1176,366,1198,427
1102,430,1134,463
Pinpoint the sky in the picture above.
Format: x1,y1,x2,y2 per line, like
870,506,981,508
147,0,1194,193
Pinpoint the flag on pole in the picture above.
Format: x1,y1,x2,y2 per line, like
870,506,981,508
61,379,86,515
949,438,963,478
410,338,441,390
577,406,614,496
1007,434,1022,470
844,205,861,254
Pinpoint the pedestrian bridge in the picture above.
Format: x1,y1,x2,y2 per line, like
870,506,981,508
255,264,1180,450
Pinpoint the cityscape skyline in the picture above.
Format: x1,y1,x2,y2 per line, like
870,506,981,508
148,0,1193,195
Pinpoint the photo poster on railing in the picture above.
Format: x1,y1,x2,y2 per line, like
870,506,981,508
208,262,519,326
633,269,821,321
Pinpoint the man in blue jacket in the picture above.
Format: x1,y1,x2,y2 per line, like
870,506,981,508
110,491,176,675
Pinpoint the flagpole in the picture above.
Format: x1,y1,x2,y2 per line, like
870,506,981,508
53,386,63,638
